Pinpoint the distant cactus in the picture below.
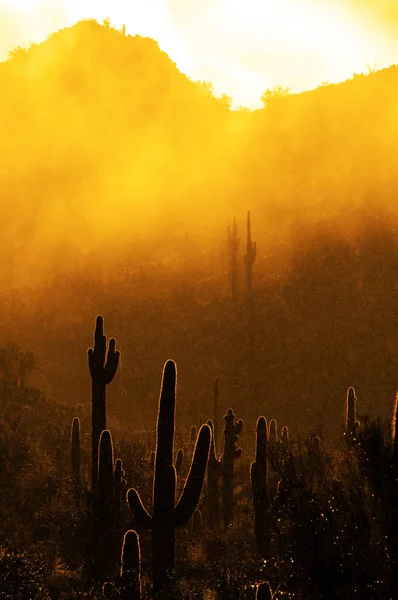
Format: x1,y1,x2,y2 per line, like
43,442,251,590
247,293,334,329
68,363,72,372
244,210,256,296
251,417,269,556
269,419,277,446
71,417,81,502
228,216,240,301
281,426,289,448
222,408,243,529
103,530,141,600
345,387,359,441
192,508,203,532
127,361,211,597
175,448,184,476
207,419,222,527
71,417,80,482
190,425,197,444
88,315,120,493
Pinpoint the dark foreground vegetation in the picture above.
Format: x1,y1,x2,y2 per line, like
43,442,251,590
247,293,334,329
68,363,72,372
1,315,398,599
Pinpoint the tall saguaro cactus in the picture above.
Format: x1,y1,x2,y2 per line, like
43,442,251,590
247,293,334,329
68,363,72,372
88,315,120,492
244,210,256,296
251,417,269,556
127,360,211,598
228,216,240,301
222,408,243,529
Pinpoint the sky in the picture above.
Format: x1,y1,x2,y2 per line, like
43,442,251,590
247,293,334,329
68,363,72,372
0,0,397,108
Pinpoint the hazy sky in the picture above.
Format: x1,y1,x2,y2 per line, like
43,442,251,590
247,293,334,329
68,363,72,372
0,0,397,107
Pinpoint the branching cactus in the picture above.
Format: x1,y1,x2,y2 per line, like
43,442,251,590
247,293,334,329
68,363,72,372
127,360,211,598
103,530,141,600
251,417,269,556
345,387,360,442
222,408,243,529
207,419,222,527
88,315,120,492
244,210,256,295
71,416,81,489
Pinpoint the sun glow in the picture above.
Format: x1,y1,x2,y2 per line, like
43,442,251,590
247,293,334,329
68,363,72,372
0,0,396,107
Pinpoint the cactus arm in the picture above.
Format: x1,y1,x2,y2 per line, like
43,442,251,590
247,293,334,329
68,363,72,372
104,338,120,384
175,424,211,526
127,489,153,529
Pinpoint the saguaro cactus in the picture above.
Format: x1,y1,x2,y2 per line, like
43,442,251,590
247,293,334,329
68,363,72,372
103,530,141,600
127,360,211,598
345,387,359,441
228,216,240,301
88,315,120,492
71,416,81,487
251,417,269,556
97,430,117,579
256,582,273,600
98,430,115,530
244,210,256,296
207,419,222,527
222,408,243,529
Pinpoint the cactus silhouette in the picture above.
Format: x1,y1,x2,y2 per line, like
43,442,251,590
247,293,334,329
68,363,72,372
207,419,222,527
174,448,184,476
251,417,269,556
190,425,197,444
228,216,240,301
192,508,202,531
71,416,81,487
103,530,141,600
88,315,120,493
222,408,243,529
345,387,359,441
256,581,273,600
244,210,256,296
97,430,117,578
127,360,211,597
